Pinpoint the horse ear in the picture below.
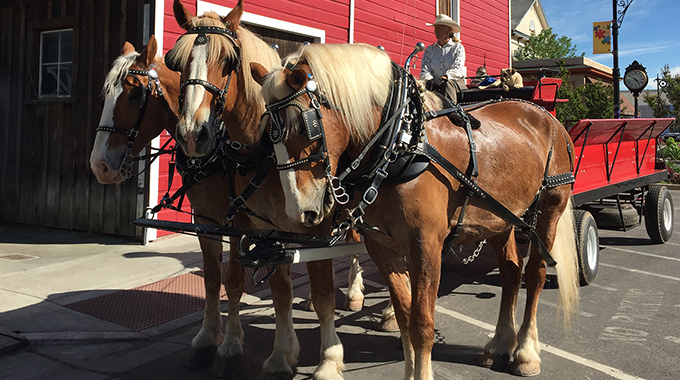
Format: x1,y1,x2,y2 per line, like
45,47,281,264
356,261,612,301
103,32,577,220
250,62,268,86
223,0,243,31
122,41,135,55
139,35,158,67
287,68,308,91
173,0,195,30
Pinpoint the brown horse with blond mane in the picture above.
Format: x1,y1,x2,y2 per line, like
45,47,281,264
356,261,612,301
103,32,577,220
251,43,580,379
162,0,367,378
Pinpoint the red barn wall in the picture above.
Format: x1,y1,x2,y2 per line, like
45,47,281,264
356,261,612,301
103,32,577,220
163,0,510,76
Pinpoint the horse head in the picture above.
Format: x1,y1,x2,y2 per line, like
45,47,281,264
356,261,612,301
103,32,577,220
166,0,277,160
90,35,181,184
252,44,392,226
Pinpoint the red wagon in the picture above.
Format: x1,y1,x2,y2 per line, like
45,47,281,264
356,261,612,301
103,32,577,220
568,118,675,284
463,78,675,285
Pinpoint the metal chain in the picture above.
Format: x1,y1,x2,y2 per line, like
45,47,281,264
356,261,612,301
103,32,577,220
462,239,487,265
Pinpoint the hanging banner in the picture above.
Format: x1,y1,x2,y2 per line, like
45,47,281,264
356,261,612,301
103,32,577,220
593,21,611,54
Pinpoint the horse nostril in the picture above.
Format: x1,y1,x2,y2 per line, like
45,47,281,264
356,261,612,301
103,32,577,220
195,123,211,147
303,211,318,225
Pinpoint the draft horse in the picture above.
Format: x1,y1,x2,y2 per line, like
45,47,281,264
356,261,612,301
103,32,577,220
252,43,580,379
89,35,272,376
162,0,363,378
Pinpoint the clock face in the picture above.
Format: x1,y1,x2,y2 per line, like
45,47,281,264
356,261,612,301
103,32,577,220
624,69,648,91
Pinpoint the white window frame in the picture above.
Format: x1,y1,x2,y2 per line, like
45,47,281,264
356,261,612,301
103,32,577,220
197,0,325,43
39,28,73,98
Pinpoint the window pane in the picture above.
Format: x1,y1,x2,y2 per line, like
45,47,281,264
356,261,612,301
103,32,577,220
60,31,73,62
59,64,72,95
42,32,59,64
41,64,59,96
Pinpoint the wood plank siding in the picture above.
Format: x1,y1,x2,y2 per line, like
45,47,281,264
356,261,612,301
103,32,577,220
0,0,151,239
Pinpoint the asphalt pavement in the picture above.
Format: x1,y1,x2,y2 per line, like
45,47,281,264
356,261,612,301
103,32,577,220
1,187,680,380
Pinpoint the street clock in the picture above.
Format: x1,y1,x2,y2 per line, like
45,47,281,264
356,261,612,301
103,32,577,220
623,61,648,94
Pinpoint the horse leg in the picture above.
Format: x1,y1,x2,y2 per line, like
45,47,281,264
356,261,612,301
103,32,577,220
344,255,365,311
407,235,443,380
379,273,410,332
185,235,224,369
363,237,415,380
512,197,579,377
258,263,300,380
209,242,246,377
344,230,365,311
307,259,344,380
479,228,522,369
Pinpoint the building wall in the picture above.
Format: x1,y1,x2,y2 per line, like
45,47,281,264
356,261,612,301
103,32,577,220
0,0,150,239
165,0,510,78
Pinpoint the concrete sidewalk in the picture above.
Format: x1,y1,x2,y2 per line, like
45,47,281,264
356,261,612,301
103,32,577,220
0,223,381,380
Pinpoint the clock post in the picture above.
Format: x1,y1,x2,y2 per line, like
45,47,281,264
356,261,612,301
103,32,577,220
623,61,649,118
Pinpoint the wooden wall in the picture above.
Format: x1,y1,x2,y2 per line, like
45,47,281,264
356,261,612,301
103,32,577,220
0,0,150,238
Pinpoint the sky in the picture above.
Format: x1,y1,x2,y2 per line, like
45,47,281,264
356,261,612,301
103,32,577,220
541,0,680,90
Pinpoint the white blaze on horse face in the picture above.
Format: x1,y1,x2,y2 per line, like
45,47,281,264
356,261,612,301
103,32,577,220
178,44,210,145
274,143,326,224
90,84,123,171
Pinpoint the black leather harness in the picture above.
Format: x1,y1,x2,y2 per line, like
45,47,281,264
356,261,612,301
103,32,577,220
264,62,576,267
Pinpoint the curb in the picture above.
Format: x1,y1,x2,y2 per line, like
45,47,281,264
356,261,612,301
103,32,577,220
0,329,29,356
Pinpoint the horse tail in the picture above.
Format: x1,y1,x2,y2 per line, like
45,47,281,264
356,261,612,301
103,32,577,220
552,197,580,327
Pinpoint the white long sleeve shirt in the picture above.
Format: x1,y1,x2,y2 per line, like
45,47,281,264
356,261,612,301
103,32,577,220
419,40,467,81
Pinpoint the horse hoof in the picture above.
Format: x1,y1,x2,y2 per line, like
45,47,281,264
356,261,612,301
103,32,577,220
511,361,541,377
256,371,295,380
302,298,315,312
182,346,217,369
344,297,364,311
209,353,243,378
379,316,400,332
477,353,511,369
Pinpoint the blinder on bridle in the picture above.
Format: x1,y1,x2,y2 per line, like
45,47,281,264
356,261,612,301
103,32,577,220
266,63,324,143
96,68,165,179
263,63,349,203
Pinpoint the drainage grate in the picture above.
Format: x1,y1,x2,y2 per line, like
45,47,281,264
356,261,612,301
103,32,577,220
65,263,305,331
0,253,39,261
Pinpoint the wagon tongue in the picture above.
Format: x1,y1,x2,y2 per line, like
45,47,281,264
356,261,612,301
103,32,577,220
134,217,365,285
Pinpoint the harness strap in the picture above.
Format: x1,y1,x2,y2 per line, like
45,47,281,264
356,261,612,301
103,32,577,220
417,143,558,267
225,154,276,221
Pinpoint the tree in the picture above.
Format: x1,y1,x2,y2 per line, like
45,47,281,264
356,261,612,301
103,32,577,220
513,28,585,60
642,65,679,130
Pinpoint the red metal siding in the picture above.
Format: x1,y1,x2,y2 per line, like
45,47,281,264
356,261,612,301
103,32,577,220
164,1,509,77
461,0,509,79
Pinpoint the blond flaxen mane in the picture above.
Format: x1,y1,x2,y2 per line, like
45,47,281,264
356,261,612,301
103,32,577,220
165,11,279,108
264,43,393,143
101,51,140,96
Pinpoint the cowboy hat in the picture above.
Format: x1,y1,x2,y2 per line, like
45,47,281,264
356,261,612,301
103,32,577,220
425,14,461,33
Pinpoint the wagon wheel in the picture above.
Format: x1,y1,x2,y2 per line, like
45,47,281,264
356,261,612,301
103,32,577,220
574,209,599,286
644,185,674,243
589,204,639,229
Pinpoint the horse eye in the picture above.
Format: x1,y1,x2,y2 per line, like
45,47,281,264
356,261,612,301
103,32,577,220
127,87,141,103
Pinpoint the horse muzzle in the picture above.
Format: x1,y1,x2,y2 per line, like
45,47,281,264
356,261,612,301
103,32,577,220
176,121,214,157
90,159,125,184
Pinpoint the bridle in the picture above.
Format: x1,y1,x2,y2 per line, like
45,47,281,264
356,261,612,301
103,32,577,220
169,26,242,123
265,64,337,173
165,25,243,171
96,67,165,179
